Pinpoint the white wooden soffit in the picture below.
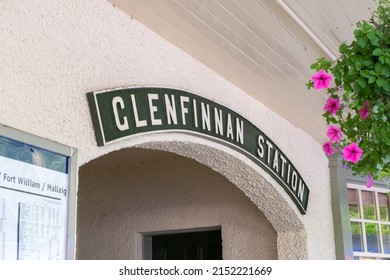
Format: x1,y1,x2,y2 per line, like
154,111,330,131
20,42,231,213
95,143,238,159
108,0,378,143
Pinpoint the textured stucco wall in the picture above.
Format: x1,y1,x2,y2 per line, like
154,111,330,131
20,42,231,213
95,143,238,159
77,152,278,259
0,0,335,258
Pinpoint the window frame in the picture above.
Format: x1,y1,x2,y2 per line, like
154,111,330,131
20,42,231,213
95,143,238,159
329,154,389,260
347,183,390,259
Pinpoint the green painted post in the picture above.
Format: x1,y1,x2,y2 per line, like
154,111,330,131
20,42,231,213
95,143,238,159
329,153,354,259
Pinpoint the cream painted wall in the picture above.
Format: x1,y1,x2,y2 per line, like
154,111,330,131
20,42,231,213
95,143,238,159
0,0,335,258
77,151,277,259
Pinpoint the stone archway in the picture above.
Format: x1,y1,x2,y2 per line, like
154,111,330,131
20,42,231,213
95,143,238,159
77,132,308,259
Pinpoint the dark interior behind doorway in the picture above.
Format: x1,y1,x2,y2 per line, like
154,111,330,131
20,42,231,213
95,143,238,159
152,230,222,260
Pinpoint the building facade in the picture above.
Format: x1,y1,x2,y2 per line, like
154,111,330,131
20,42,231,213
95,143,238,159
0,0,387,260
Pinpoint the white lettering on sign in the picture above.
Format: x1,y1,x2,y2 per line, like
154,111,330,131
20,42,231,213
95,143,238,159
130,94,147,128
214,108,223,136
266,140,273,164
180,96,189,125
111,93,246,146
257,135,265,158
236,118,244,145
291,171,298,191
148,94,162,126
193,99,199,128
201,102,211,132
112,96,129,131
226,114,233,140
273,149,279,173
165,94,178,125
280,154,287,178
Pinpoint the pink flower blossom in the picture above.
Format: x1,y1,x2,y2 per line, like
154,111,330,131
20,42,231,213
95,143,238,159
312,69,333,90
359,100,370,119
323,97,341,115
326,125,342,143
342,142,363,164
366,174,373,188
322,142,334,156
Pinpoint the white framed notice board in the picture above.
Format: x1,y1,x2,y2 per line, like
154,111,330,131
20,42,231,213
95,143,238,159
0,124,77,260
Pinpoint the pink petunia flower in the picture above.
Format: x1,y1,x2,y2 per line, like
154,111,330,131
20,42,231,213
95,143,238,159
322,142,334,156
366,174,374,188
312,69,333,90
323,97,340,116
342,142,363,164
326,125,342,143
359,100,370,119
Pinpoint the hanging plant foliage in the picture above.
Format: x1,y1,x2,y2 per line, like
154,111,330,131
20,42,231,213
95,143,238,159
307,0,390,188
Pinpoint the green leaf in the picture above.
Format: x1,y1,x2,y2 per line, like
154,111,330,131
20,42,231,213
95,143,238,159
367,31,379,46
383,65,390,77
360,69,371,78
339,43,348,54
362,59,372,67
322,60,331,70
373,48,382,56
357,37,367,48
348,66,357,76
306,80,314,89
383,80,390,92
357,77,367,87
368,76,376,84
370,36,380,46
344,83,353,92
367,31,375,40
375,62,383,74
367,30,376,41
376,78,385,87
310,62,318,69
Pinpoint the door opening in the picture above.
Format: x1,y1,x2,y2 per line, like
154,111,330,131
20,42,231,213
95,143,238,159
143,229,222,260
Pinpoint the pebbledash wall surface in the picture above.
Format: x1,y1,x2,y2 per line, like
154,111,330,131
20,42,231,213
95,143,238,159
0,0,334,259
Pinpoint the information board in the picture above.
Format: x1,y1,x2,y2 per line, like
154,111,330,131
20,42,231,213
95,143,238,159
0,133,72,260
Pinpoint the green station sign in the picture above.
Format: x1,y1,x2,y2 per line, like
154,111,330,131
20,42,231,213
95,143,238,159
87,87,309,214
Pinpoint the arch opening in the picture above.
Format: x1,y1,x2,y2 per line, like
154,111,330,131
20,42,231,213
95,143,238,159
77,133,308,259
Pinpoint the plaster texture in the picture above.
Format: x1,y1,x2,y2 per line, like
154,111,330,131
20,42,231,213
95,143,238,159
77,150,278,259
0,0,335,259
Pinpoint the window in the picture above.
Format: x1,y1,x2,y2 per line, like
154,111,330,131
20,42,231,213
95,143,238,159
348,183,390,260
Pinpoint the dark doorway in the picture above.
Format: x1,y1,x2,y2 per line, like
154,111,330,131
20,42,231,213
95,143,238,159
151,230,222,260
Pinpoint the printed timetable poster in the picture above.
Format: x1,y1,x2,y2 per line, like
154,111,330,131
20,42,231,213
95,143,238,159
0,136,69,260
